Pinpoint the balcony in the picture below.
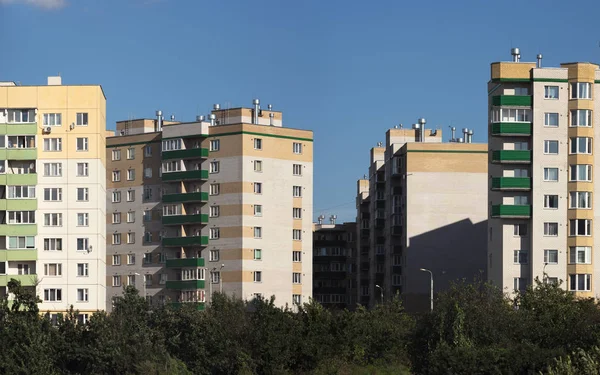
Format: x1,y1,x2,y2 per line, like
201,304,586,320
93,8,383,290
0,224,36,236
162,236,209,247
166,257,205,268
491,177,531,191
0,123,38,135
492,150,531,164
162,214,208,226
162,148,209,160
0,199,37,211
166,279,205,290
162,170,208,182
491,123,532,136
0,249,37,261
491,204,531,218
162,192,209,204
0,174,38,186
492,95,532,107
168,302,205,311
0,274,37,287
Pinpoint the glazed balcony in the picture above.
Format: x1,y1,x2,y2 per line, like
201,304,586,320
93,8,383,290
492,95,532,107
165,279,205,290
166,257,205,268
162,236,209,247
491,123,532,136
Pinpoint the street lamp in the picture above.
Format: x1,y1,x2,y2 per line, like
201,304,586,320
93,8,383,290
375,284,384,304
219,264,225,294
419,268,433,312
543,262,548,284
134,272,146,300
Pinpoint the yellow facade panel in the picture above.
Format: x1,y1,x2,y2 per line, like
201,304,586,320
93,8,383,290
6,86,38,108
293,241,303,251
567,237,594,247
292,262,302,272
37,86,68,109
490,62,535,80
567,209,594,220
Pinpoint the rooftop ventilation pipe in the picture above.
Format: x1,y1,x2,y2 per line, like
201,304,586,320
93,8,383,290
252,99,260,124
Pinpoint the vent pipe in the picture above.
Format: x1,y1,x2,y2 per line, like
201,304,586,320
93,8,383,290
462,128,469,142
267,104,273,110
214,104,220,110
318,215,325,225
511,47,520,62
412,123,421,142
458,137,464,143
537,54,543,68
155,110,163,131
467,129,474,143
197,115,205,122
170,115,175,121
209,114,216,126
269,112,274,126
449,126,456,142
330,215,337,225
252,99,260,124
418,118,426,142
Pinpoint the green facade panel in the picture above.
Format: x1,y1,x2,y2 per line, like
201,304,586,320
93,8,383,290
5,148,37,160
491,123,532,136
0,224,37,236
491,177,531,190
0,124,38,135
162,236,209,247
0,174,38,186
0,199,37,211
492,150,531,163
0,274,37,287
162,170,208,181
166,279,205,290
162,192,209,203
161,148,209,160
492,95,532,107
491,205,531,218
0,249,37,261
162,214,208,225
166,258,205,268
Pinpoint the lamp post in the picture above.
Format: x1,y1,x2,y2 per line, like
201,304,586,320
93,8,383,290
543,262,548,284
219,264,225,294
375,284,384,304
134,272,146,300
210,267,216,299
419,268,433,312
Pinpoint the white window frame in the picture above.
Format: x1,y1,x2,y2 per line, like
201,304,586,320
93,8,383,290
210,161,220,174
76,137,88,151
209,184,220,196
76,112,88,126
543,195,558,209
293,207,302,219
543,167,559,182
570,191,592,209
544,112,559,127
112,233,121,245
210,206,220,218
293,186,302,197
293,164,302,176
569,274,591,291
570,164,592,182
210,139,220,151
569,219,592,236
210,228,220,240
127,148,135,160
77,163,89,177
293,229,302,241
77,263,89,277
543,222,558,237
43,113,62,126
209,249,220,262
293,142,302,154
253,271,262,283
570,109,592,127
570,246,592,264
254,138,262,150
571,82,592,99
293,251,302,262
544,85,559,99
543,140,559,155
77,213,89,227
43,138,62,152
570,137,593,155
254,249,262,260
112,212,121,224
254,227,262,238
254,182,262,194
254,205,262,217
43,187,62,202
292,272,301,284
513,250,528,264
76,187,89,202
254,160,262,172
544,249,558,264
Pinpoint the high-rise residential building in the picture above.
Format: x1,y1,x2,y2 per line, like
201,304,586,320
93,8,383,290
488,49,600,297
0,77,107,321
356,125,487,311
106,101,313,310
312,218,356,309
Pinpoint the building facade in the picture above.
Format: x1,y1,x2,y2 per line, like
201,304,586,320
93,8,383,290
0,77,107,321
106,101,313,310
357,126,488,311
488,49,600,297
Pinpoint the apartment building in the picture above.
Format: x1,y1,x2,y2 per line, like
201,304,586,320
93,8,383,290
356,125,487,312
312,218,356,309
0,77,107,321
488,49,600,297
106,101,313,310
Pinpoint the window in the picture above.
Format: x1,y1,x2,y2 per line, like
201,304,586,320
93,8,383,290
162,139,182,151
210,206,220,217
210,271,220,284
112,171,121,182
8,236,34,249
163,204,181,216
293,294,302,305
8,211,35,224
543,167,559,182
254,205,262,216
544,113,559,127
127,233,135,244
127,212,135,223
112,212,121,224
77,238,89,251
112,255,121,265
392,274,402,286
210,140,220,151
77,263,89,277
144,274,152,286
293,186,302,197
254,249,262,260
514,196,529,205
143,253,152,264
76,137,88,151
143,187,152,201
112,191,121,203
127,275,135,286
127,190,135,202
570,137,592,154
571,110,592,127
544,85,559,99
143,210,151,222
254,227,262,238
44,289,62,302
513,278,527,292
514,142,528,150
570,219,592,236
293,229,302,240
44,188,62,201
570,165,592,182
162,161,181,173
569,246,591,264
544,195,558,209
112,149,121,161
210,228,220,239
44,213,62,227
513,250,528,264
112,233,121,245
127,254,136,265
254,160,262,172
515,87,529,95
143,232,152,243
293,251,302,262
544,222,558,236
491,108,532,122
43,113,62,126
76,112,88,126
293,273,302,284
112,276,121,287
570,191,592,209
127,169,135,181
253,271,262,282
144,167,152,178
210,161,220,173
76,188,89,202
544,140,559,155
293,142,302,154
77,213,89,227
127,148,135,160
209,250,219,262
17,263,30,275
7,109,34,123
254,138,262,150
144,145,152,157
293,208,302,219
571,82,592,99
254,182,262,194
569,274,591,291
75,288,89,302
293,164,302,176
44,163,62,177
43,138,62,151
210,184,220,195
7,186,35,199
44,238,62,251
44,263,62,276
77,163,89,177
544,249,558,264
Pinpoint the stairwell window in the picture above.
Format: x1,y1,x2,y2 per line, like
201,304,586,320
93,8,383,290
293,186,302,197
254,205,262,216
543,195,558,209
254,138,262,150
210,206,220,217
293,142,302,154
544,249,558,264
254,182,262,194
254,249,262,260
210,140,220,151
253,271,262,283
570,192,592,209
570,219,592,236
112,191,121,203
569,274,591,291
210,161,220,173
543,167,559,182
570,110,592,127
112,213,121,224
254,227,262,238
544,113,559,127
293,229,302,241
293,164,302,176
570,165,592,182
210,228,220,240
292,273,302,284
254,160,262,172
570,246,592,264
513,250,528,264
544,85,559,99
209,184,220,196
293,208,302,219
570,137,592,154
544,140,559,155
543,222,558,236
571,82,592,99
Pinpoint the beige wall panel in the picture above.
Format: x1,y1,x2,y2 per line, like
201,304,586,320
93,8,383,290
568,127,594,138
6,86,38,107
568,99,594,111
292,263,302,272
568,154,594,165
567,237,594,247
491,62,535,80
568,209,594,220
407,152,487,173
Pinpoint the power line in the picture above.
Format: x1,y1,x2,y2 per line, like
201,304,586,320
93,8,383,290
314,200,355,214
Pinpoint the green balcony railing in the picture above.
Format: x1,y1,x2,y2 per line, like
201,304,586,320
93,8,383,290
0,199,37,211
166,279,205,290
491,205,531,218
0,224,36,236
0,274,37,287
492,150,531,163
162,170,208,182
162,192,209,203
162,236,209,247
491,123,532,136
0,174,38,186
162,148,209,160
162,214,208,226
5,148,37,160
492,95,532,107
166,258,205,268
168,302,206,311
491,177,531,190
0,123,38,135
0,249,37,262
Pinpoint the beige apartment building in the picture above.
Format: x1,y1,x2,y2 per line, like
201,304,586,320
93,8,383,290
0,77,107,321
488,49,600,297
106,101,313,310
357,125,487,311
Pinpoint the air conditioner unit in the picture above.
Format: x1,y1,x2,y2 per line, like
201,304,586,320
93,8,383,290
45,127,52,133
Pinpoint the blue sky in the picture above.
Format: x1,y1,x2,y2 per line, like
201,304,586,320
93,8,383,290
2,0,600,222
